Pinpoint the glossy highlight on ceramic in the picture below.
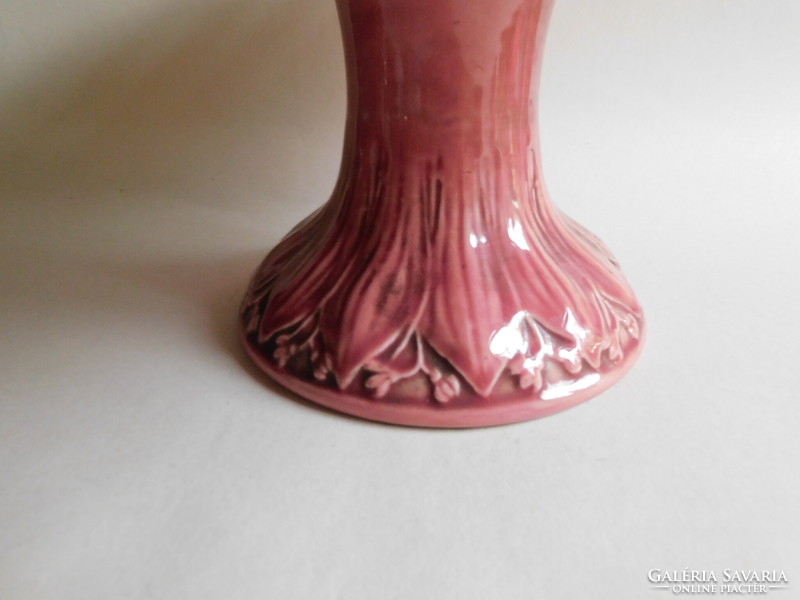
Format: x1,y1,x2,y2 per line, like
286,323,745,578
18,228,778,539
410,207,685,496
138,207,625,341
241,0,645,427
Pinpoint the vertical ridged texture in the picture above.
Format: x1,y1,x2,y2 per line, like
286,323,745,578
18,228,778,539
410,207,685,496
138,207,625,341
242,0,643,408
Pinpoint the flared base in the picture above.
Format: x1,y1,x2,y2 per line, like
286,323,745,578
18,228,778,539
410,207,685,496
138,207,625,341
238,0,645,427
242,325,645,428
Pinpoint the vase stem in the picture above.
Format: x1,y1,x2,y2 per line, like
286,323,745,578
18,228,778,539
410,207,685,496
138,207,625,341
337,0,554,201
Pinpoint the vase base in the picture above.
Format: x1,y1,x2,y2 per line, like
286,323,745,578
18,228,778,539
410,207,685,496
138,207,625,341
242,326,645,429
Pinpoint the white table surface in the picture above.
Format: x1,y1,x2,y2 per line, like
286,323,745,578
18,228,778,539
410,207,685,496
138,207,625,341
2,1,799,598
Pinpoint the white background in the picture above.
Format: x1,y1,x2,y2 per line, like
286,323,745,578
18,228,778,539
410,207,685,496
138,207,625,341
2,1,799,598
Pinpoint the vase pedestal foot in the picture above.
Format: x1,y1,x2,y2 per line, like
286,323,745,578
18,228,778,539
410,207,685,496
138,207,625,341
240,0,646,428
240,309,645,428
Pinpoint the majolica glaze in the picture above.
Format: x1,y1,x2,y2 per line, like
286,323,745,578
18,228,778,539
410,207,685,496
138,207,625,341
241,0,644,427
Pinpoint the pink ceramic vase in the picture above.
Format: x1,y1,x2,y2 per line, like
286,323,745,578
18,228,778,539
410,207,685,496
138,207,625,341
241,0,645,427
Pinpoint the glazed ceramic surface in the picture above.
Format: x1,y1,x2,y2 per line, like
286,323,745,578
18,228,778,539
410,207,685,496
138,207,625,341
241,0,645,427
